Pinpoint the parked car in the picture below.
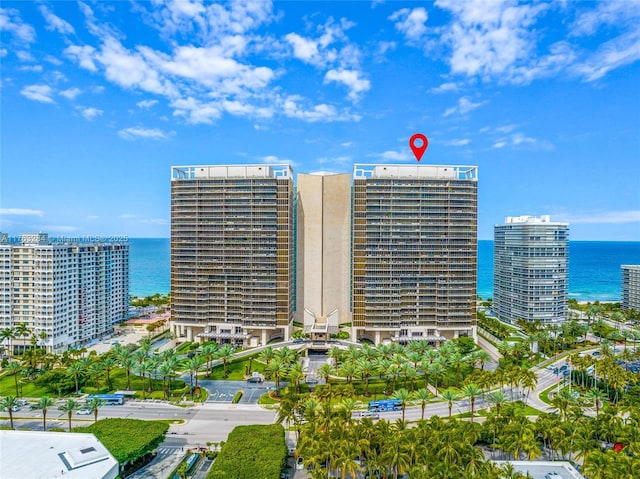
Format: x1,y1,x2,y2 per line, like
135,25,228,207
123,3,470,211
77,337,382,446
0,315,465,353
2,406,20,412
76,409,92,415
247,376,263,383
545,473,562,479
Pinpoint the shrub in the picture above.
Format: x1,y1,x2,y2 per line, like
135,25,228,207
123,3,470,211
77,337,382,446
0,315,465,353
206,424,286,479
232,391,243,404
73,418,168,465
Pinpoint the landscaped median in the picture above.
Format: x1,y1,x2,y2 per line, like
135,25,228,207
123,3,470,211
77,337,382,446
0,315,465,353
206,424,287,479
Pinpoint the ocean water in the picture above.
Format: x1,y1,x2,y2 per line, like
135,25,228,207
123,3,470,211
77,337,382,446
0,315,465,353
129,238,640,302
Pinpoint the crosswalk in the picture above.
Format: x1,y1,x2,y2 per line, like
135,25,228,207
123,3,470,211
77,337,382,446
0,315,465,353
155,446,182,461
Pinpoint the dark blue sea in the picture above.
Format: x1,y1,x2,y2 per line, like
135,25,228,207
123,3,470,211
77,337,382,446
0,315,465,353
130,239,640,302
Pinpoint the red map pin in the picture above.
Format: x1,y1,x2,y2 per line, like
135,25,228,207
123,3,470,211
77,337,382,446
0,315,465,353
409,133,428,161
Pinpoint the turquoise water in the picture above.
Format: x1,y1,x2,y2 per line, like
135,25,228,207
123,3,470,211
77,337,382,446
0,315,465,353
130,238,640,301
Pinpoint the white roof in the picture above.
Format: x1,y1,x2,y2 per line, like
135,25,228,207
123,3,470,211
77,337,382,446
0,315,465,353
493,460,584,479
0,430,119,479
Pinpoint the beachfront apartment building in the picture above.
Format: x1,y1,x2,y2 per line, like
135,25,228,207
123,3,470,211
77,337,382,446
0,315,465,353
622,265,640,311
493,215,569,324
351,164,478,344
170,165,295,346
0,233,129,353
170,163,478,347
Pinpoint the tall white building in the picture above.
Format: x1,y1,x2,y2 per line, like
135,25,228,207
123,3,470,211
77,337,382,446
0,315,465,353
0,233,129,353
622,265,640,311
493,215,568,324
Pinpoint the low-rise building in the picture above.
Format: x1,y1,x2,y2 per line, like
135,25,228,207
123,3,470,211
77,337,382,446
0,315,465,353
0,430,119,479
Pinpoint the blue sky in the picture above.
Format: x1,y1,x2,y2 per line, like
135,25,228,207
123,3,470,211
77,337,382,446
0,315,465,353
1,0,639,241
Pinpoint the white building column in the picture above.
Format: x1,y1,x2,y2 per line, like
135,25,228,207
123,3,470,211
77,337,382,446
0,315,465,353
261,329,267,346
186,327,193,341
375,330,381,345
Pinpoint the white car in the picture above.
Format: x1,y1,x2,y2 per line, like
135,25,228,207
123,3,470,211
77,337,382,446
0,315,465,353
76,409,92,415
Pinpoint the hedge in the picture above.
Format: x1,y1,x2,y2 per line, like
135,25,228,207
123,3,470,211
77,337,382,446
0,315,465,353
73,418,168,465
206,424,287,479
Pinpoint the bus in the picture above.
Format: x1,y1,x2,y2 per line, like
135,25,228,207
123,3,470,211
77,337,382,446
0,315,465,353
87,394,125,405
368,399,401,412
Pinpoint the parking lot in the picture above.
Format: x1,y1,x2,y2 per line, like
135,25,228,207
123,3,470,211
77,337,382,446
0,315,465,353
199,380,282,404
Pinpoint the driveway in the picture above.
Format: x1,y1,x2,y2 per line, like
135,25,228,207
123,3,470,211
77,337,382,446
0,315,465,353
198,380,284,404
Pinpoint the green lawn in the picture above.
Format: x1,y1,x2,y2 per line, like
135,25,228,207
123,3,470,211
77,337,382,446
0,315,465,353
0,373,49,398
203,356,266,380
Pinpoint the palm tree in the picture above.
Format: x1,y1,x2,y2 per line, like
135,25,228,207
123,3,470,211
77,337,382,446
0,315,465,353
258,346,274,367
356,358,376,396
216,345,234,379
267,358,288,395
121,356,136,391
427,361,445,396
317,363,334,384
393,388,411,421
0,396,19,429
14,322,30,353
59,398,80,432
0,328,15,356
88,361,104,390
441,389,459,419
86,396,104,423
201,343,219,376
6,361,22,397
487,391,507,418
159,361,174,399
136,360,152,398
36,395,56,431
67,361,85,395
412,388,431,420
287,362,306,393
101,357,117,391
187,356,203,395
462,383,482,421
586,388,606,416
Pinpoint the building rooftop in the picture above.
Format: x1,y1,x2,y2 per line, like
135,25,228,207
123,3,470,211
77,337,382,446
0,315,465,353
493,460,584,479
353,163,478,180
0,430,119,479
171,164,292,180
502,215,568,225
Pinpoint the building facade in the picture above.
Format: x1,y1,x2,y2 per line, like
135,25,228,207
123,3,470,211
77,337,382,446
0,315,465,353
351,164,478,344
170,165,294,346
296,172,352,339
622,265,640,311
493,215,568,324
0,233,129,353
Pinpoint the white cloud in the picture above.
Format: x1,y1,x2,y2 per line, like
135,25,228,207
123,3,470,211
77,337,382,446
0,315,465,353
0,48,7,57
430,82,459,93
389,7,428,42
0,208,44,217
60,88,82,100
554,210,640,224
573,29,640,82
443,96,485,117
118,127,172,140
324,69,370,101
0,7,36,43
492,132,553,150
39,5,74,35
371,150,411,161
64,44,98,72
445,138,471,146
118,213,137,219
281,95,361,123
20,84,55,104
86,215,99,220
18,65,43,72
136,99,158,109
317,155,352,166
286,33,319,62
79,107,103,121
435,0,550,83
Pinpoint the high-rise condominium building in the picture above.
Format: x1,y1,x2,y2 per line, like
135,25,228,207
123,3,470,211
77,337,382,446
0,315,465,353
622,265,640,311
493,215,568,324
0,233,129,353
170,165,294,346
351,164,478,344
